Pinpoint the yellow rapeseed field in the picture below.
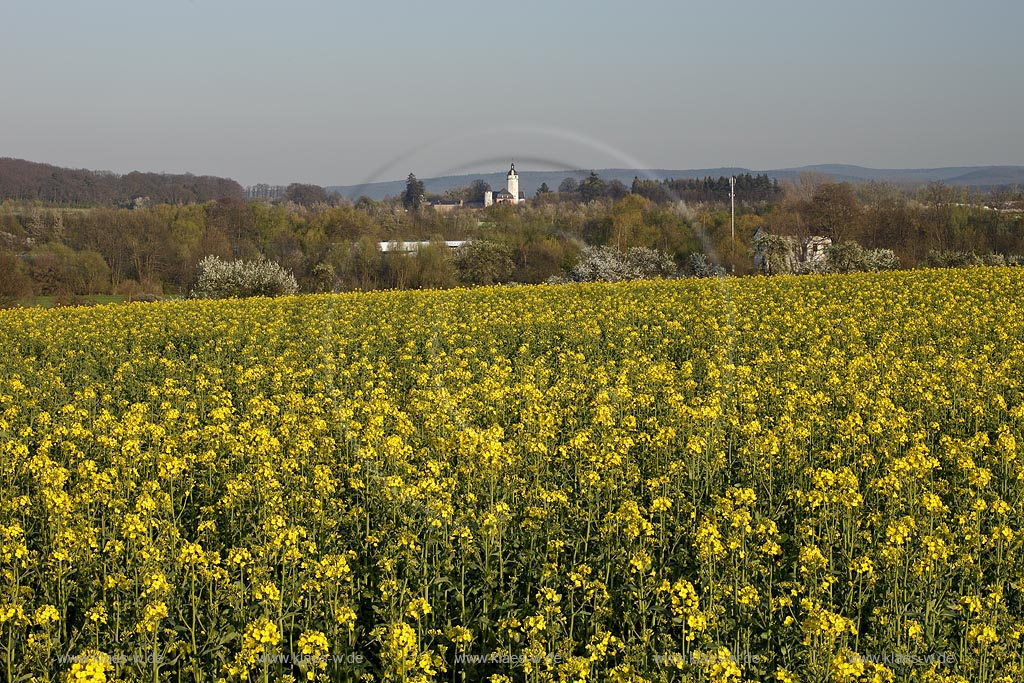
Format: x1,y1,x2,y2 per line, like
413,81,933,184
1,269,1023,683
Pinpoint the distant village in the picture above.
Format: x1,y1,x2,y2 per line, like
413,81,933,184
244,162,528,210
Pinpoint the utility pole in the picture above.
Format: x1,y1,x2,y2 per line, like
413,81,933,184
730,176,736,273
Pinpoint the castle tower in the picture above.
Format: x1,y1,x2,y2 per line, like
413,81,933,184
506,162,519,205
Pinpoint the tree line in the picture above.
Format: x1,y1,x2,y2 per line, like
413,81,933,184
631,173,782,204
2,173,1023,305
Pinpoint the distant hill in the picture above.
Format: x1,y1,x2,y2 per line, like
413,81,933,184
768,164,1024,187
943,166,1024,186
329,164,1024,201
0,157,245,205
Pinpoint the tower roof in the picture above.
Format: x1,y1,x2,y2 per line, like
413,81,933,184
508,161,517,177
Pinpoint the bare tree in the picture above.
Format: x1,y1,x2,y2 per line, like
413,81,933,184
806,182,863,243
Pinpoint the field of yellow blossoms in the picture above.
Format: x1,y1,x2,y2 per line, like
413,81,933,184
2,268,1024,683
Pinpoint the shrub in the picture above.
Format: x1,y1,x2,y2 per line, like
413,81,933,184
861,248,900,271
454,239,514,286
569,246,676,282
0,250,33,307
311,262,337,292
925,250,982,268
926,251,1024,269
688,253,726,278
191,255,298,298
113,278,164,301
825,241,865,274
795,257,830,275
820,242,899,273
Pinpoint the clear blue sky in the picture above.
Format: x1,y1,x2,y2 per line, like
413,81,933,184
2,0,1021,186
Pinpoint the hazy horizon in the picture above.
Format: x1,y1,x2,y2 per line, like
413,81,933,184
2,0,1022,187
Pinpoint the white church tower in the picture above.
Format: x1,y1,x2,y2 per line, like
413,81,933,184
506,162,519,204
484,161,522,207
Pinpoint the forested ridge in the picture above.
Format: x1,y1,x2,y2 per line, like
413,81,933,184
0,157,244,205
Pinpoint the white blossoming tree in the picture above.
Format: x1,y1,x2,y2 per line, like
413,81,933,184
191,255,298,298
568,246,676,283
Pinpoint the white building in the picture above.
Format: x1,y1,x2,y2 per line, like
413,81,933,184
378,240,466,254
484,162,525,207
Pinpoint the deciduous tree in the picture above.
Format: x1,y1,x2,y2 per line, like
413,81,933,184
454,239,513,285
806,182,863,243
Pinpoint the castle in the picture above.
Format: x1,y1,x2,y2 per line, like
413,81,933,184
483,162,525,207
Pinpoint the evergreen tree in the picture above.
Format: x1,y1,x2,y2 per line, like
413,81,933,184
402,173,425,210
579,172,607,203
